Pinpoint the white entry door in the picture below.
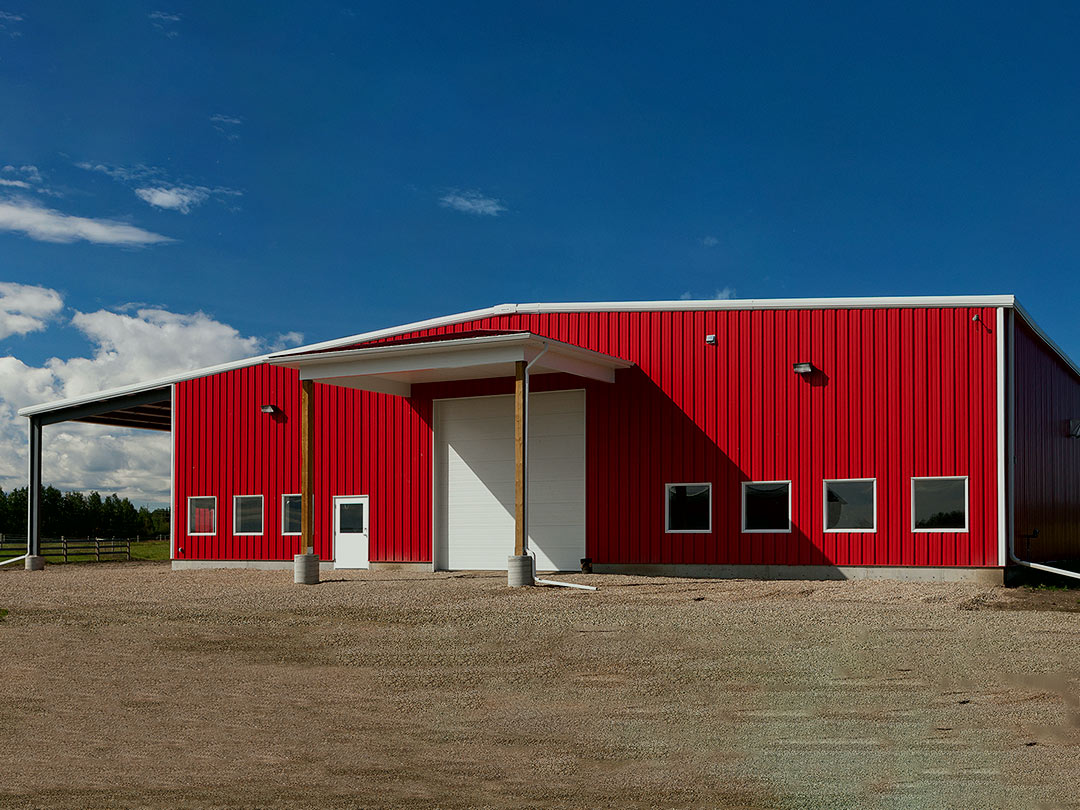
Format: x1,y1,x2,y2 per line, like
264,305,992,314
333,495,369,569
434,389,585,571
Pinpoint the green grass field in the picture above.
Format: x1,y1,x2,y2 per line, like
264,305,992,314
0,540,169,564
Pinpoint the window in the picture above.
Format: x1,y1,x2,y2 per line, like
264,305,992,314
824,479,876,532
282,494,302,535
233,495,264,535
912,477,968,532
187,496,216,535
742,481,791,533
665,483,711,533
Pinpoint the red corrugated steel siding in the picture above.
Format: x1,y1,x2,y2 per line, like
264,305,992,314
174,306,1000,567
1014,322,1080,563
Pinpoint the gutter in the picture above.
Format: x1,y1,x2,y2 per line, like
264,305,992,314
522,342,598,592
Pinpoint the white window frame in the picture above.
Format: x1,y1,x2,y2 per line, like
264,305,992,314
664,482,712,534
911,476,969,533
823,478,877,533
187,496,217,536
741,480,792,534
233,494,264,536
281,493,302,536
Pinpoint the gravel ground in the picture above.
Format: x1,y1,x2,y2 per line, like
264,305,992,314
1,563,1078,810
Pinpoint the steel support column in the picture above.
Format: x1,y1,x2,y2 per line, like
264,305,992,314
28,417,41,556
300,379,314,556
514,360,526,557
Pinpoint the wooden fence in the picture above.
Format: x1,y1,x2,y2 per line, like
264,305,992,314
0,534,164,563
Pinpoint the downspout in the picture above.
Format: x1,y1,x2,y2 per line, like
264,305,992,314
521,342,549,559
1005,306,1080,582
522,342,598,592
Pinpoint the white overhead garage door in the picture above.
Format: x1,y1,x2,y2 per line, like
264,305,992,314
434,389,585,571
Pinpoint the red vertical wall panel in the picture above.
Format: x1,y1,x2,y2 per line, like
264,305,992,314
174,305,1002,568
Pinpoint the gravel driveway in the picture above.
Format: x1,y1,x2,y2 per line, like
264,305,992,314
1,563,1078,809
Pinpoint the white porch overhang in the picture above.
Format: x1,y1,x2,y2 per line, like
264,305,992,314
268,332,633,396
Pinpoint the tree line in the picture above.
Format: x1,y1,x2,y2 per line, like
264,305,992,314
0,487,170,539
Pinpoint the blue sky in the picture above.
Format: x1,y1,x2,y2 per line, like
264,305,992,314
2,2,1080,500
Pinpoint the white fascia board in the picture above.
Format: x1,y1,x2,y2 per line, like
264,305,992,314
271,305,513,357
277,332,633,378
296,343,534,379
269,295,1018,359
511,294,1017,314
17,356,269,418
273,332,538,368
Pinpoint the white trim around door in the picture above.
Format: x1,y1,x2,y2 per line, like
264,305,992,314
333,495,370,569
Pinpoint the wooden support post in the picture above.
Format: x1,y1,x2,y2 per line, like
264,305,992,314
300,379,315,556
514,360,526,557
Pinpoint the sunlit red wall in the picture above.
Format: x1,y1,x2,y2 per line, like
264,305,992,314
174,305,1002,567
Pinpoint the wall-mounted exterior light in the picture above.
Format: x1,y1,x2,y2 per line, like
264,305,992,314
1068,419,1080,438
260,405,281,415
705,334,717,345
792,362,815,375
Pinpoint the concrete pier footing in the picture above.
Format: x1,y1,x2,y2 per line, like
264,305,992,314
293,553,320,585
507,555,534,587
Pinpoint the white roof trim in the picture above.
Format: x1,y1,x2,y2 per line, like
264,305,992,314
29,292,1080,419
270,332,633,395
17,356,272,418
270,294,1018,357
269,332,632,368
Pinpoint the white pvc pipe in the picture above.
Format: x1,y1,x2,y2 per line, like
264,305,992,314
0,554,28,567
535,577,597,591
1009,544,1080,582
527,550,597,590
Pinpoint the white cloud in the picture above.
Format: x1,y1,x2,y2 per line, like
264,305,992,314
78,162,241,213
210,114,243,141
701,235,719,247
0,164,59,196
0,10,22,37
148,11,181,37
678,287,737,301
0,282,63,340
0,198,172,246
0,291,298,502
4,164,41,184
439,189,506,217
76,161,153,183
270,331,304,351
135,185,210,213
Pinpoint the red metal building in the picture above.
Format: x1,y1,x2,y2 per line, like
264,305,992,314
20,296,1080,582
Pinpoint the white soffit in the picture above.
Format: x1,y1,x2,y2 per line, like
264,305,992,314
268,332,633,396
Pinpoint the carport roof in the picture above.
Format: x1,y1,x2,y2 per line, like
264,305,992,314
267,332,634,397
